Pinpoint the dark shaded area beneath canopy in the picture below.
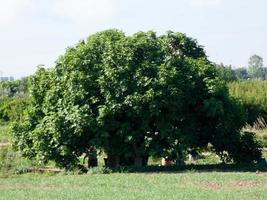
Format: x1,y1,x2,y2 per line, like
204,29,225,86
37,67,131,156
109,163,267,173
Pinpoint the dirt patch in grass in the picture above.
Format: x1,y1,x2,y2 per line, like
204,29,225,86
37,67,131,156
195,180,263,190
257,172,267,178
196,181,222,190
33,167,63,173
228,180,263,188
201,181,222,190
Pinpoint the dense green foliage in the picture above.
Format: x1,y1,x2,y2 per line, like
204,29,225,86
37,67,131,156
0,77,30,123
0,97,30,122
12,30,261,169
228,80,267,124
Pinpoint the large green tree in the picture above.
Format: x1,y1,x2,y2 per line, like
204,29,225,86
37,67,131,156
12,30,261,169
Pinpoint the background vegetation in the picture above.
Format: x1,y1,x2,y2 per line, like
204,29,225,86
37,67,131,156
215,54,267,82
228,80,267,147
228,81,267,123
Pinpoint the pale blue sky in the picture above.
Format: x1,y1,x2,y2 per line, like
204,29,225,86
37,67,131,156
0,0,266,78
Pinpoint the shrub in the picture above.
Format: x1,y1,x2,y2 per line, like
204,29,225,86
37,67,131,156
230,132,262,163
0,96,30,122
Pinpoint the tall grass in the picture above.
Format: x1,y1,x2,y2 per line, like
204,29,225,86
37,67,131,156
228,80,267,123
228,80,267,108
228,81,267,147
244,117,267,147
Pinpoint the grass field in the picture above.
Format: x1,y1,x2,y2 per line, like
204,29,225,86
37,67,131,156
0,172,266,200
1,123,267,200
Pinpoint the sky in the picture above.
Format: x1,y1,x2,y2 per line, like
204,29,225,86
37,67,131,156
0,0,266,78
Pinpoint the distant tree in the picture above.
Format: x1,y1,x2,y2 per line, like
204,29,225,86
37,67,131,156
248,54,264,68
0,77,29,97
248,54,264,79
234,67,249,80
262,68,267,80
257,67,267,80
215,63,237,82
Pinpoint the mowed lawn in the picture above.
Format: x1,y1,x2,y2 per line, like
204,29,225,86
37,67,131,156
0,172,266,200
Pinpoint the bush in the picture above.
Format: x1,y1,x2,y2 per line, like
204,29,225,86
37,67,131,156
258,138,267,148
230,132,262,163
0,96,30,122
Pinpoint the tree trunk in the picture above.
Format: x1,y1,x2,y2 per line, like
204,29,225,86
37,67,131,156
142,155,148,166
88,147,98,168
132,144,148,167
134,156,143,167
105,155,119,168
88,157,98,168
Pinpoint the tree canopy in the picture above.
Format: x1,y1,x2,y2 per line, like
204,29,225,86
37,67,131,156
12,30,261,169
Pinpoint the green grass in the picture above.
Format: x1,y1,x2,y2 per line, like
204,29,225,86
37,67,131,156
0,172,266,200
